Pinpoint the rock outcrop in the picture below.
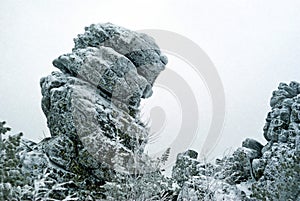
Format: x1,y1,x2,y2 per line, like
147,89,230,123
173,81,300,201
4,23,168,200
39,22,167,174
251,82,300,200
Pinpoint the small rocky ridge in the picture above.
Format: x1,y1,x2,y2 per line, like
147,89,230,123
172,81,300,201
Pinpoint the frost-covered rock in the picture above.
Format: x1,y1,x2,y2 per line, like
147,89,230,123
172,149,252,200
73,23,167,85
214,147,254,185
242,138,263,156
251,159,266,180
52,46,153,111
39,23,167,175
251,82,300,200
173,81,300,201
40,71,149,171
1,23,168,200
2,22,300,200
172,150,200,187
253,82,300,200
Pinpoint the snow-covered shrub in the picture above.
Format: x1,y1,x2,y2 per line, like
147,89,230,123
0,122,30,200
103,148,177,200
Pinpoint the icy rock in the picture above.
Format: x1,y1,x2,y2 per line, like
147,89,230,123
10,23,167,200
171,150,200,187
20,148,49,178
251,159,266,180
174,84,300,200
40,24,168,171
53,47,152,110
41,71,147,146
252,142,300,200
270,82,300,107
251,81,300,200
173,148,254,200
73,23,167,85
242,138,263,155
214,148,254,185
278,130,288,142
42,135,76,169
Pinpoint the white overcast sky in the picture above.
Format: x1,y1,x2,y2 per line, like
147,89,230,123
0,0,300,160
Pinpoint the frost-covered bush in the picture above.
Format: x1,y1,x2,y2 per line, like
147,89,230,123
103,148,178,201
103,171,174,201
0,121,30,200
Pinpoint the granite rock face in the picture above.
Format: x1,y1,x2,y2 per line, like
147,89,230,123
173,81,300,201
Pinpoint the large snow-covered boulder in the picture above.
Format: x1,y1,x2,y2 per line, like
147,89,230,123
39,23,167,174
9,23,167,200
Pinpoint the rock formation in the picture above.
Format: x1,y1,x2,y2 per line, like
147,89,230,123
252,82,300,200
1,23,169,200
0,23,299,200
40,22,167,174
173,81,300,201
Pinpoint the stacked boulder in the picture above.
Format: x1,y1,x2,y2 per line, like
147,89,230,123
40,23,167,172
19,23,167,200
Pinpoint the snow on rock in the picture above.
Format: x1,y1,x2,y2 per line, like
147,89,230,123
13,23,167,200
1,22,299,200
39,22,168,175
172,81,300,201
73,23,167,85
251,82,300,200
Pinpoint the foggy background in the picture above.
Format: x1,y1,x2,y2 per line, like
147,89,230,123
1,0,300,160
